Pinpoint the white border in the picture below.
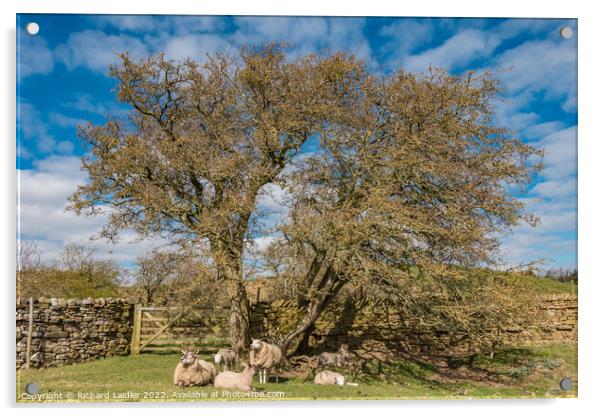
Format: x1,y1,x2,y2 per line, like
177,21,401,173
2,1,600,415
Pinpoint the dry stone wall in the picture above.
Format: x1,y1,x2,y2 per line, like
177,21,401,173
250,294,578,358
16,294,576,369
16,297,133,369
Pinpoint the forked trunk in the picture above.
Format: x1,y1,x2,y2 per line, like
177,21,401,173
280,300,326,358
281,266,347,357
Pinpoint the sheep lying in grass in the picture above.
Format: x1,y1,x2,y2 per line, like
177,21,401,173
318,344,350,368
249,339,282,384
214,348,236,372
214,363,256,392
314,370,358,386
173,350,217,387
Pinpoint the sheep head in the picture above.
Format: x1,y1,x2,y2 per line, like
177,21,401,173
243,362,257,376
250,339,263,351
180,350,200,365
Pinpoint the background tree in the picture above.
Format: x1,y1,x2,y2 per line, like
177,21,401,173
133,250,180,305
268,68,542,355
544,268,578,282
68,45,366,356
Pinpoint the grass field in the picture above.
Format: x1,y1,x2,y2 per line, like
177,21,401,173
17,342,577,403
522,276,577,295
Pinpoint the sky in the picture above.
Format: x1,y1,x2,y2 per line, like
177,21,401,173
16,14,577,272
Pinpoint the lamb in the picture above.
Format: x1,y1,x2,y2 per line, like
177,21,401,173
214,348,237,372
318,344,350,368
249,338,282,384
173,350,217,387
213,363,256,392
313,370,358,386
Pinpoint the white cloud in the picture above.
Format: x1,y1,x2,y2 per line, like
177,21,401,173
500,123,577,269
92,15,226,35
93,15,159,32
55,30,150,72
531,179,576,199
17,155,172,266
18,102,74,155
535,126,577,180
18,30,54,79
232,17,372,63
49,112,86,128
251,236,279,253
380,19,435,55
562,96,577,113
402,29,501,72
495,39,576,105
163,34,233,62
495,18,566,41
63,94,126,117
522,121,567,141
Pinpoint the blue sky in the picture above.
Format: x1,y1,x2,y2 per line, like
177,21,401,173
16,14,577,271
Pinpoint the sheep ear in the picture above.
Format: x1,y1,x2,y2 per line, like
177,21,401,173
194,350,200,355
181,349,187,355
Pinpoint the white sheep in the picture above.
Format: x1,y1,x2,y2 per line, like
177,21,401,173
318,344,350,368
314,370,358,386
249,339,282,384
214,348,237,372
214,363,256,392
173,350,217,387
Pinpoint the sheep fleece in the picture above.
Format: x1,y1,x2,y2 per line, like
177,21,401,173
213,367,254,391
314,370,344,385
250,342,282,369
173,359,216,386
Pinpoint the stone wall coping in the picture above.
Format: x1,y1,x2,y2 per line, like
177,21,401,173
17,297,132,307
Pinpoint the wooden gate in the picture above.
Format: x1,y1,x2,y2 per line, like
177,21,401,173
130,305,231,355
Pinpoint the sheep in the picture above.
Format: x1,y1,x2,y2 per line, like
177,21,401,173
249,338,282,384
214,363,256,392
313,370,358,386
214,348,237,372
318,344,350,368
173,350,217,387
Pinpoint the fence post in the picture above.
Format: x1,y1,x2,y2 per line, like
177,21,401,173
256,287,261,304
131,304,142,355
571,280,575,296
25,297,34,369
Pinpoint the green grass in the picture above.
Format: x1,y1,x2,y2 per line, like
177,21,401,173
523,275,577,295
17,342,577,403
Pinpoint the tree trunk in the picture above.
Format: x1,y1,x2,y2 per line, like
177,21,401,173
212,233,252,360
293,323,315,356
281,269,346,357
226,277,252,359
280,301,325,358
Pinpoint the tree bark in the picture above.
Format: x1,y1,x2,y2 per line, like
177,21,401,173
293,323,315,356
226,277,252,359
212,233,252,359
280,300,325,357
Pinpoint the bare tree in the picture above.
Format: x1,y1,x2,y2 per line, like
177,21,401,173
134,250,180,305
17,240,42,272
68,45,366,356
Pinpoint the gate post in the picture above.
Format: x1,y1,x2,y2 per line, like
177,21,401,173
131,304,142,355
